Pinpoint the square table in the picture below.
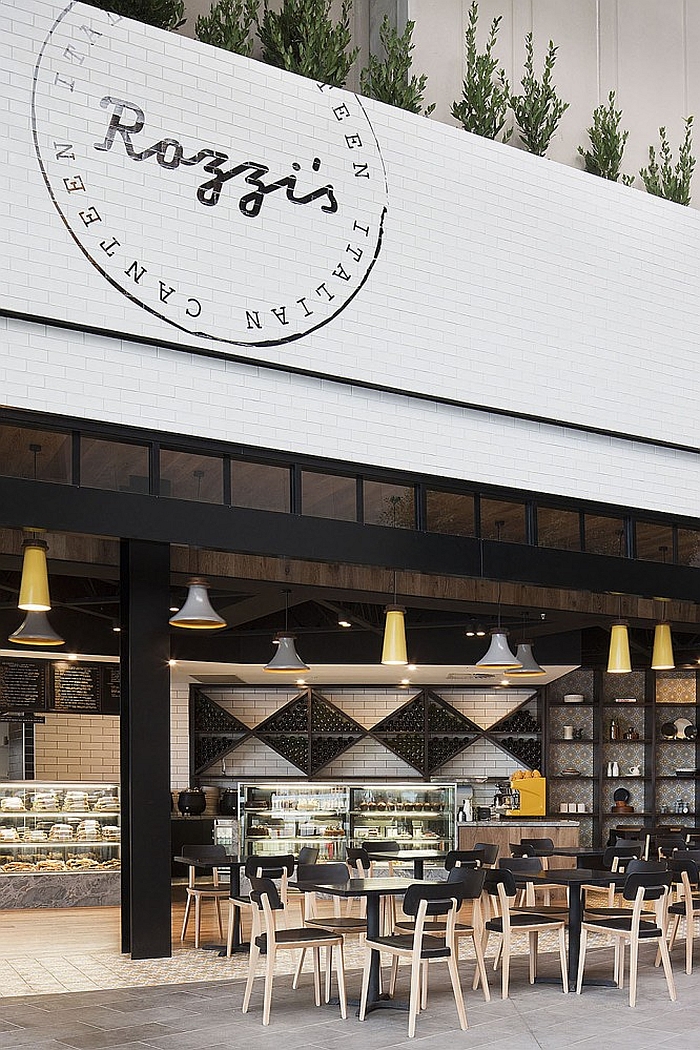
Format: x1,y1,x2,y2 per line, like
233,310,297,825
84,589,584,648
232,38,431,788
532,868,625,990
549,846,606,869
365,849,446,879
173,853,247,954
299,876,431,1014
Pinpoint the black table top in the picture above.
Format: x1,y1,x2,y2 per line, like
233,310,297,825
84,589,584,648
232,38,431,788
298,877,432,898
173,854,243,869
365,849,446,861
532,868,625,886
549,847,606,857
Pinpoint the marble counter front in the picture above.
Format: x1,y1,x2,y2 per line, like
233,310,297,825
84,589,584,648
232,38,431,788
0,871,120,909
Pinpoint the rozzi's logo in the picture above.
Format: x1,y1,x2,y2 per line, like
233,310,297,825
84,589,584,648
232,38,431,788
31,4,387,348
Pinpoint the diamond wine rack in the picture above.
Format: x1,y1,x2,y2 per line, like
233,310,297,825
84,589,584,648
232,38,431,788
191,686,543,778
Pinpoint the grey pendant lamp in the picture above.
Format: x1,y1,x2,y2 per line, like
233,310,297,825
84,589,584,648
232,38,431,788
9,610,64,646
507,641,545,676
475,573,522,670
264,590,309,672
169,578,227,629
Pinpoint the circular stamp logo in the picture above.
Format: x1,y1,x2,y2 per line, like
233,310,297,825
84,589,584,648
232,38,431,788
31,3,387,348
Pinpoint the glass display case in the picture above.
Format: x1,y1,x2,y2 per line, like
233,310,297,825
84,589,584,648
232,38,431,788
238,782,349,859
0,781,120,875
236,781,457,858
349,783,455,849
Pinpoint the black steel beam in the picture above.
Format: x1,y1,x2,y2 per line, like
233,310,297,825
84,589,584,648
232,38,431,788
120,539,171,959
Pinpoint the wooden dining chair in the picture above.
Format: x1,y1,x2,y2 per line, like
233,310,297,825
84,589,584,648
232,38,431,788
576,871,676,1007
359,882,468,1039
392,866,490,1002
226,853,295,956
483,867,568,999
582,845,643,910
242,876,347,1027
293,861,367,1000
662,853,700,974
179,844,230,949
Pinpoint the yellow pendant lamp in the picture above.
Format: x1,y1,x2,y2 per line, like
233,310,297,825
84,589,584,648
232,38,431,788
651,622,675,670
381,605,408,665
18,533,51,611
607,622,632,673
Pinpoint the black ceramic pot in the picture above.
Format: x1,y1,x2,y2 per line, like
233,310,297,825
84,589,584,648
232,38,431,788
177,788,206,816
219,789,238,816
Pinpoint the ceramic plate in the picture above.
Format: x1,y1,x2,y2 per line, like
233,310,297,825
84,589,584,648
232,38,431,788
674,717,693,738
613,787,631,803
661,721,677,739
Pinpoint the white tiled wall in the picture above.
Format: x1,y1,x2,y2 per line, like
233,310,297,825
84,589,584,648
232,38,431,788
34,714,119,781
1,2,699,519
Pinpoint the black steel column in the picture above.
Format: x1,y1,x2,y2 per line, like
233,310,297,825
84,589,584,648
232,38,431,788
120,539,171,959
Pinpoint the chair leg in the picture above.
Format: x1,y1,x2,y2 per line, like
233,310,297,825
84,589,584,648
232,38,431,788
657,930,678,1002
242,936,260,1014
471,932,490,1002
180,893,192,942
358,946,372,1021
668,913,681,953
420,960,428,1010
312,946,322,1007
226,903,235,958
528,931,538,984
500,936,510,1000
408,958,421,1039
492,938,503,971
629,934,639,1007
335,941,347,1020
325,944,332,1004
262,944,275,1026
388,954,399,997
194,894,202,949
215,897,224,940
292,947,306,989
557,926,568,994
685,910,694,975
446,952,468,1032
576,927,587,994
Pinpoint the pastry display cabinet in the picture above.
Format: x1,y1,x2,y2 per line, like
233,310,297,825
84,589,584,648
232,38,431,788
0,781,120,875
237,782,349,859
349,783,456,849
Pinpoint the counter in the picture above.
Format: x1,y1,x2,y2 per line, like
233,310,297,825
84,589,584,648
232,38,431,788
458,820,579,868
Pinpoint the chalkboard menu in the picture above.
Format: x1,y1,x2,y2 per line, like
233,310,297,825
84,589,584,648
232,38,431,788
53,663,102,713
0,658,119,715
0,660,47,710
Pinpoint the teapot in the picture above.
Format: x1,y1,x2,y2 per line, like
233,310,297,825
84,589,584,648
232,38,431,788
628,765,642,776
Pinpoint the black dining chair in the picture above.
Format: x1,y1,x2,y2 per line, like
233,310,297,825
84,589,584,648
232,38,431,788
226,853,295,956
662,852,700,974
444,849,484,870
473,841,499,866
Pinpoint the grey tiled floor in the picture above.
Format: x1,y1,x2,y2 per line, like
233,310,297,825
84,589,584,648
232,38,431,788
0,947,694,1050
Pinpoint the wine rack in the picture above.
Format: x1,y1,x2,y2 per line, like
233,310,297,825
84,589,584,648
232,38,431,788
254,689,365,775
372,690,480,776
191,690,250,775
490,698,542,771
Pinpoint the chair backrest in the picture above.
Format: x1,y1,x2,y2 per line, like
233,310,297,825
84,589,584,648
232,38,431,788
362,840,399,853
625,859,668,877
403,881,462,917
520,837,554,857
670,854,700,886
473,841,499,866
499,856,543,876
601,844,643,870
250,875,283,910
298,861,348,886
347,846,371,874
510,842,536,857
297,846,319,865
657,834,688,858
244,853,295,879
182,844,229,861
622,870,671,903
444,849,484,870
446,864,486,899
484,867,517,899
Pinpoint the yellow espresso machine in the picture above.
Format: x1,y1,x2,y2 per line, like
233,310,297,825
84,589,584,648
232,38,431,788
507,776,546,817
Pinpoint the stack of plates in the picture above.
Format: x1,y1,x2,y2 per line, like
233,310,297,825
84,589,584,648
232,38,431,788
560,768,581,777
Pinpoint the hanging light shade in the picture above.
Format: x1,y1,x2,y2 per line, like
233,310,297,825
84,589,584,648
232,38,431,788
169,578,227,629
651,622,675,670
18,536,51,611
507,642,545,676
264,632,309,672
381,605,408,665
9,610,64,646
476,629,522,669
607,622,631,673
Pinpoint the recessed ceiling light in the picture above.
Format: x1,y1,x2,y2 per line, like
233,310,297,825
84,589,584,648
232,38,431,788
500,677,510,686
168,659,177,667
296,679,306,686
400,678,410,686
169,606,179,613
476,627,486,637
112,624,121,633
67,653,78,661
465,626,475,637
338,619,352,628
407,664,417,671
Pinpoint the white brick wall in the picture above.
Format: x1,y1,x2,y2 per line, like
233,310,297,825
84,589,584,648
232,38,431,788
0,2,698,519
